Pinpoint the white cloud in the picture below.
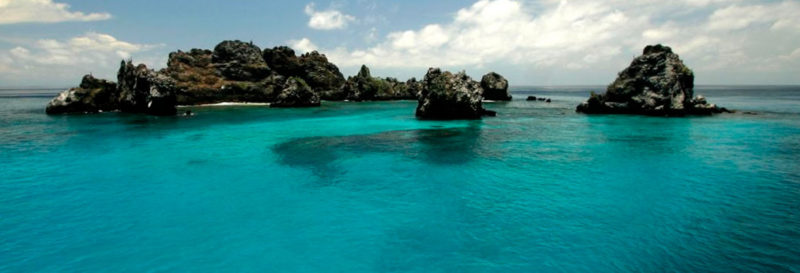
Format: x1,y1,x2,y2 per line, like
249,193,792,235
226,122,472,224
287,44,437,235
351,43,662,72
305,0,645,69
304,2,355,30
6,32,159,65
292,0,799,84
0,0,111,24
0,32,162,86
290,38,319,54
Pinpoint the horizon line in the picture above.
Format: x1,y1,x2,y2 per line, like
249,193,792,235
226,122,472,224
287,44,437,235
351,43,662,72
2,84,800,91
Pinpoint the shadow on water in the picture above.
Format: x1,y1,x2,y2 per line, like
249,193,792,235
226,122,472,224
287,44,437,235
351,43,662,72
271,121,488,182
412,124,484,165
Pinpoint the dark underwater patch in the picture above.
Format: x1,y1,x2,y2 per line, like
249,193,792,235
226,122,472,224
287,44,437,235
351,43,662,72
271,125,495,179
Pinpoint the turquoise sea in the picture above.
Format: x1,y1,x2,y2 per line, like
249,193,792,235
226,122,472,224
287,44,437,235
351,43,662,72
1,86,799,272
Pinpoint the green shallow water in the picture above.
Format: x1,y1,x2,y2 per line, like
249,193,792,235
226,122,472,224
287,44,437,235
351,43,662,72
1,87,799,272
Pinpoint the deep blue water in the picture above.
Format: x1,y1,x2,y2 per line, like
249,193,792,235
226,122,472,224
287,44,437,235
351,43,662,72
1,86,799,272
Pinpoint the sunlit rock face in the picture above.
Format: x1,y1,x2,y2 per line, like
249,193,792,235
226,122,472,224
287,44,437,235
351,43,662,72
577,44,726,116
46,75,119,114
416,68,493,120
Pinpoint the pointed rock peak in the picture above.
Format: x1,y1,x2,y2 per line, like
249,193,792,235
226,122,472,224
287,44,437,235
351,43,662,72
357,65,371,78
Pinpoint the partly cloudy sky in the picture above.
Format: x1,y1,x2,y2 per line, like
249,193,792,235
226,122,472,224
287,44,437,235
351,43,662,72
1,0,799,88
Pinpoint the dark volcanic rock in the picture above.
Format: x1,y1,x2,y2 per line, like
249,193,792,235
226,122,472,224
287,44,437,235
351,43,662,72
480,72,511,101
297,51,346,98
526,96,537,101
212,40,270,81
415,68,490,120
164,49,222,104
165,48,280,104
271,77,321,108
263,46,302,77
342,65,376,101
404,78,423,98
48,60,179,116
46,75,119,114
117,60,178,116
341,65,418,101
377,77,417,100
576,44,725,116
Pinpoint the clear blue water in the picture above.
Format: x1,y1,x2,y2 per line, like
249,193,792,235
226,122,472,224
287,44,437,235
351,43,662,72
1,86,799,272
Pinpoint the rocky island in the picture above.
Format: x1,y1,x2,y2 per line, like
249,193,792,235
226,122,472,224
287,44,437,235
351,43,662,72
576,44,726,116
416,68,498,120
46,40,509,120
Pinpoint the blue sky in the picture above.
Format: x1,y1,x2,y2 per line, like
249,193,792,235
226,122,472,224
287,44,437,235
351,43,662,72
1,0,799,88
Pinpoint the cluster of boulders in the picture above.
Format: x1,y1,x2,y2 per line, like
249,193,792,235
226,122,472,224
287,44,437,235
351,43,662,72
46,61,178,115
44,75,118,114
339,65,421,101
576,44,727,116
47,40,512,119
48,41,727,120
164,42,331,106
526,96,551,103
416,68,498,119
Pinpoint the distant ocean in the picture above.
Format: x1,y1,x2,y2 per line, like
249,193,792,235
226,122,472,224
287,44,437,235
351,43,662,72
1,86,799,272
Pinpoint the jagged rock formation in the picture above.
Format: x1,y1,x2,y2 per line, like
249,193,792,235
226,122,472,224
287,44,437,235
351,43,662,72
480,72,511,101
46,40,508,116
377,77,419,100
116,60,178,116
212,40,270,81
415,68,493,120
262,46,347,100
296,51,346,98
46,61,178,116
341,65,418,101
262,46,302,77
45,75,118,114
162,42,345,104
271,77,320,107
576,44,726,116
164,47,280,105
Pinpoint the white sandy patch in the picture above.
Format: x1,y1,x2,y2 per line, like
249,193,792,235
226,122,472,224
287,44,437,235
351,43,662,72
178,102,270,107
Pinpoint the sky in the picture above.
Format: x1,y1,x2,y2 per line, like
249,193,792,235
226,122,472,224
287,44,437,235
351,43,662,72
0,0,799,88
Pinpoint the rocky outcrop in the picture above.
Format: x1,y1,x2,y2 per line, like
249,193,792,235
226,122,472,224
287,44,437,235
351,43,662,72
48,40,512,115
297,51,346,99
164,46,280,105
341,65,376,101
262,47,346,100
212,40,270,81
404,78,423,99
576,44,726,116
45,75,119,114
47,60,178,116
416,68,492,120
117,60,178,116
161,42,341,105
480,72,511,101
271,77,321,108
375,77,418,100
164,49,222,104
262,46,302,77
340,65,418,101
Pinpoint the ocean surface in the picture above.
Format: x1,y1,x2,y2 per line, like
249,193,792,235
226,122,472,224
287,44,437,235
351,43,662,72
1,86,799,272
